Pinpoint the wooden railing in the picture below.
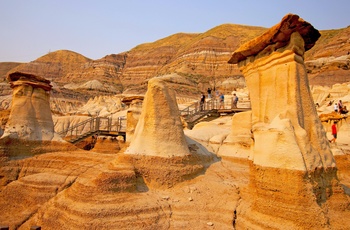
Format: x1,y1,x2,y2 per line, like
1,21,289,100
180,98,251,128
57,98,251,143
180,99,220,123
57,116,126,143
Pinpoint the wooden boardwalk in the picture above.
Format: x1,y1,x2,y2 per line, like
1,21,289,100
57,116,126,144
57,99,251,144
180,99,251,128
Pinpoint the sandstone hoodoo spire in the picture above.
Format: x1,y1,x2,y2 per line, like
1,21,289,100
229,13,333,171
228,14,349,229
125,77,191,157
1,71,56,141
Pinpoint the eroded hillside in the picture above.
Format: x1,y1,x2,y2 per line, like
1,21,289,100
0,23,349,101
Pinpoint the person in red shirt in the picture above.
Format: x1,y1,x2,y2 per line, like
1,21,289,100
330,121,338,143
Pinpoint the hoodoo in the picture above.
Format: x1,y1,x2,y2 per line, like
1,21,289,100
2,72,56,141
125,77,191,157
228,14,349,229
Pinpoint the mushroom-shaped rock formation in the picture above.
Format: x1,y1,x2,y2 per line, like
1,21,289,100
228,14,350,229
1,72,57,141
229,14,333,170
125,77,191,157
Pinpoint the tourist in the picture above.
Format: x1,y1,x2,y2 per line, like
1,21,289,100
232,93,238,109
338,100,343,113
338,100,343,109
200,93,206,111
330,121,338,143
341,106,349,115
334,103,339,112
215,89,219,98
207,88,212,99
219,93,225,109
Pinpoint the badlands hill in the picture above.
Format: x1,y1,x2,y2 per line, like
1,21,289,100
1,23,349,102
8,50,92,81
306,26,350,85
0,62,22,81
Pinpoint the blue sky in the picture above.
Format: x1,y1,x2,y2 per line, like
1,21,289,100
1,0,349,62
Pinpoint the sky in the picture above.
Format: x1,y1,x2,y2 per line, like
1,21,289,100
1,0,349,62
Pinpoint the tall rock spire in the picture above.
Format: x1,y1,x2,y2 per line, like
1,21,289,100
228,14,348,229
229,13,333,171
125,77,190,157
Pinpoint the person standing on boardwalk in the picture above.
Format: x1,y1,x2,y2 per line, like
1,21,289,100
219,93,225,109
207,88,212,99
330,121,338,143
338,100,343,113
334,103,339,112
232,93,238,108
200,93,206,111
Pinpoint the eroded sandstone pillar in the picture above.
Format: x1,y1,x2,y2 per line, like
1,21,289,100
229,15,335,171
2,72,55,141
228,14,348,229
125,77,190,157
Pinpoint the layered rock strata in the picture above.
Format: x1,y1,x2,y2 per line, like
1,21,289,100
0,148,240,229
228,14,350,228
1,72,58,141
60,53,126,95
120,26,267,94
10,50,91,82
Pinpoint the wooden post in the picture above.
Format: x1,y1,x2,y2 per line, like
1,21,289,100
96,117,100,131
90,117,94,131
118,117,122,132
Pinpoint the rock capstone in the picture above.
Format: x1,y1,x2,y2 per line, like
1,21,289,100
1,72,57,141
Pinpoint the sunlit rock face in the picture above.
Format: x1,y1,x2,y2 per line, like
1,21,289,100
228,14,349,229
125,77,190,157
217,111,253,159
1,72,55,140
124,97,143,143
229,14,334,171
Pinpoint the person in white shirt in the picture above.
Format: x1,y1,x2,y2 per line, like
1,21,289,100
334,103,339,112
